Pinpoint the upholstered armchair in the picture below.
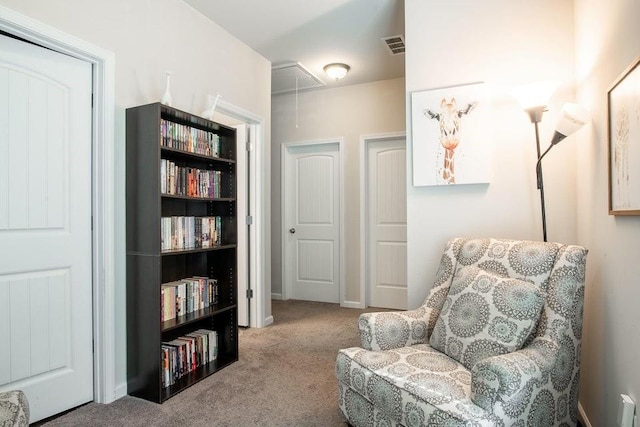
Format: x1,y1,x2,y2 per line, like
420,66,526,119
336,238,587,426
0,390,29,426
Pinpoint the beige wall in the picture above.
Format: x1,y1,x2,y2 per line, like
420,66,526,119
0,0,271,394
271,78,406,303
575,0,640,425
404,0,577,307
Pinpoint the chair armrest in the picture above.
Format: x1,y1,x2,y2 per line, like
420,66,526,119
356,239,457,351
470,339,558,412
0,390,29,426
358,307,434,351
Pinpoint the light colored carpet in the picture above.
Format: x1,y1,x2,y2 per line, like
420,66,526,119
39,300,384,426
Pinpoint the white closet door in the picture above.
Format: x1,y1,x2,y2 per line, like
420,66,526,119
284,143,340,303
0,34,93,422
367,138,407,309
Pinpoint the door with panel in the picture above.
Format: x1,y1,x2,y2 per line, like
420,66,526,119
366,137,407,309
283,142,341,304
0,35,93,421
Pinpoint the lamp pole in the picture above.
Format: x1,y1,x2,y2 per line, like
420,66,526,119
514,97,590,244
526,107,548,242
534,121,548,242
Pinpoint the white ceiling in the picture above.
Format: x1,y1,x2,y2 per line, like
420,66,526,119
183,0,405,93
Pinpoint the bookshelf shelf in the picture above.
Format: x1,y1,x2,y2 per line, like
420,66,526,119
160,146,236,164
161,353,237,401
162,302,236,332
126,102,238,403
160,193,236,203
161,244,237,256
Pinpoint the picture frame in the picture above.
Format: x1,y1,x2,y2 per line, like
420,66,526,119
608,56,640,215
410,82,491,186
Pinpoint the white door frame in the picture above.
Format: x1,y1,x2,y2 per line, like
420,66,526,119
216,99,269,327
281,138,345,305
0,6,116,403
359,132,406,309
233,124,249,327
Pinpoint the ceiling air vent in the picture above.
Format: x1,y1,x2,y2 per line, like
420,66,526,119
382,35,405,55
271,62,325,95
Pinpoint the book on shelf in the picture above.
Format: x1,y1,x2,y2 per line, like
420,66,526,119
160,118,221,158
194,329,218,361
160,277,219,322
161,329,218,388
174,336,197,372
160,160,167,194
160,159,222,199
161,216,222,252
163,340,187,379
161,346,172,388
185,332,205,367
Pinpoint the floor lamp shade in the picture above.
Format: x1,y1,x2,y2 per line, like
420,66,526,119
511,80,561,119
550,103,591,145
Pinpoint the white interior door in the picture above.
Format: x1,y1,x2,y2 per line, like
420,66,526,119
0,35,93,421
235,124,249,327
366,137,407,309
284,142,341,303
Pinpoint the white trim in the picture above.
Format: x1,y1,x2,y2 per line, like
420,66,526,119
359,132,407,309
281,138,346,306
271,293,283,300
342,300,365,309
0,6,117,404
217,98,262,124
264,315,274,327
339,139,346,308
114,382,127,401
578,402,592,427
233,124,249,327
215,100,268,328
359,136,366,309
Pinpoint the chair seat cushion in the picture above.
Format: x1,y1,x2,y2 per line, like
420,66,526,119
337,344,498,426
429,266,545,370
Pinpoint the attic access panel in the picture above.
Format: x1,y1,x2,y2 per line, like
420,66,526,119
272,62,325,95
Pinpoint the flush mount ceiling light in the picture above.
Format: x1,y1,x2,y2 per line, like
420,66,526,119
323,63,350,81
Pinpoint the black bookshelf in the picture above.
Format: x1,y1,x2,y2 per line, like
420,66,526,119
126,102,238,403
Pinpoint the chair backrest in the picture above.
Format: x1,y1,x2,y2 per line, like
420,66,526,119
422,238,588,342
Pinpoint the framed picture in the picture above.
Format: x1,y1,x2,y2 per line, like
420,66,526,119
411,82,491,186
608,56,640,215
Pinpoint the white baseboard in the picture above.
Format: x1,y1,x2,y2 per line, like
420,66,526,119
264,315,274,326
271,293,282,300
342,300,365,309
578,401,592,427
114,382,127,400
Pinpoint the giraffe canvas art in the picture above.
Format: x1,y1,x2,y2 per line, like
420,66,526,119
424,98,477,184
411,82,491,186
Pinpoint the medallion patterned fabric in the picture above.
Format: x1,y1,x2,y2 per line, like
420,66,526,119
0,390,29,426
336,237,588,427
429,266,545,370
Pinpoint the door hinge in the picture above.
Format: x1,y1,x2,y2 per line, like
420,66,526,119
246,215,253,225
246,289,254,299
246,142,253,152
